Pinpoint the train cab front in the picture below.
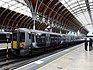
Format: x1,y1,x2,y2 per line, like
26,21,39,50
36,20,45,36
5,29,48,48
11,30,26,56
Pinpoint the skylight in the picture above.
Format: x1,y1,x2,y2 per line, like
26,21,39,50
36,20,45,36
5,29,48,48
0,0,32,17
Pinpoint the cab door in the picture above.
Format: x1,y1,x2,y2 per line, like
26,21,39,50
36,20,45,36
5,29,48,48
12,31,19,49
12,31,25,49
46,34,50,47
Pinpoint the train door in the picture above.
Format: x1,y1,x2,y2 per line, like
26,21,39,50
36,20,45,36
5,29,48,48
31,33,37,48
12,31,19,49
46,34,50,47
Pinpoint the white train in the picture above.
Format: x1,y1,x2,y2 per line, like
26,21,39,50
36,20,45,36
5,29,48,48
11,28,84,56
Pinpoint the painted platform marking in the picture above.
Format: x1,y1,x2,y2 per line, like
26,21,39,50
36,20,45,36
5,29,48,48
14,60,44,70
33,60,44,64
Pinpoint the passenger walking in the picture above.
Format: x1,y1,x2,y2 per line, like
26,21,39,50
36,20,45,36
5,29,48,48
89,38,92,51
85,38,88,51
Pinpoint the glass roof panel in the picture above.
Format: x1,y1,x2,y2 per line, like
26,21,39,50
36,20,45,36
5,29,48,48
2,3,9,8
89,0,93,2
81,4,86,7
13,3,23,7
9,6,16,10
0,0,32,17
86,25,93,31
59,0,65,4
91,10,93,21
2,0,10,2
89,3,93,5
8,1,17,5
90,6,93,9
0,1,4,6
70,3,79,9
17,0,27,5
79,1,85,4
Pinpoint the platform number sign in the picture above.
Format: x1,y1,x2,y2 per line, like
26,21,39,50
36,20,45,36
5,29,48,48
6,33,10,39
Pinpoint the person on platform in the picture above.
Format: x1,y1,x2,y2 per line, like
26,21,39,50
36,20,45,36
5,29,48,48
89,38,92,51
85,38,88,51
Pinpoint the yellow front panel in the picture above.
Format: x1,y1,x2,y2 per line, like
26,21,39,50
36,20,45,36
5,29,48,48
13,41,17,49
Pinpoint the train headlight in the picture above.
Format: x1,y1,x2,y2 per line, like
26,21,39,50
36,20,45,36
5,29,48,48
20,44,24,48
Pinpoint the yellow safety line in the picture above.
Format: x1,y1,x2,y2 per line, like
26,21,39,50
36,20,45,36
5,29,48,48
6,60,8,63
37,45,81,70
6,38,9,64
6,54,8,58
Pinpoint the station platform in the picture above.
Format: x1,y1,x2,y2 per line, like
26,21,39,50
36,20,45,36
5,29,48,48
15,43,93,70
0,43,11,50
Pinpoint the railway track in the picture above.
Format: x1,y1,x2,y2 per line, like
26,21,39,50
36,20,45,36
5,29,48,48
0,42,84,70
0,49,15,60
0,49,18,67
0,48,64,70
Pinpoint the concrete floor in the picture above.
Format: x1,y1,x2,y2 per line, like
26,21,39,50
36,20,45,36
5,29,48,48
37,43,93,70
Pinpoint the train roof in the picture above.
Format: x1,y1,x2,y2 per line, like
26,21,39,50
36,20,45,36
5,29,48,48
0,32,12,34
30,29,64,36
15,28,30,32
15,28,64,36
15,28,78,36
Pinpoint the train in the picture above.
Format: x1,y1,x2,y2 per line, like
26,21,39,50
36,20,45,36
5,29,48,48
0,32,12,43
11,28,85,56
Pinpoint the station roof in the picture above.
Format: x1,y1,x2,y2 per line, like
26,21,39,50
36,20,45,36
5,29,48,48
30,0,83,30
0,0,89,34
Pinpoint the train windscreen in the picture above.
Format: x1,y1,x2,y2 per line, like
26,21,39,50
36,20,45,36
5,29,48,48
20,32,25,42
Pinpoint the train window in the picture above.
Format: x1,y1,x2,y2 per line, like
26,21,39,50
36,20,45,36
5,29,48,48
0,34,6,42
20,32,25,42
36,35,46,43
6,34,10,38
13,33,17,41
